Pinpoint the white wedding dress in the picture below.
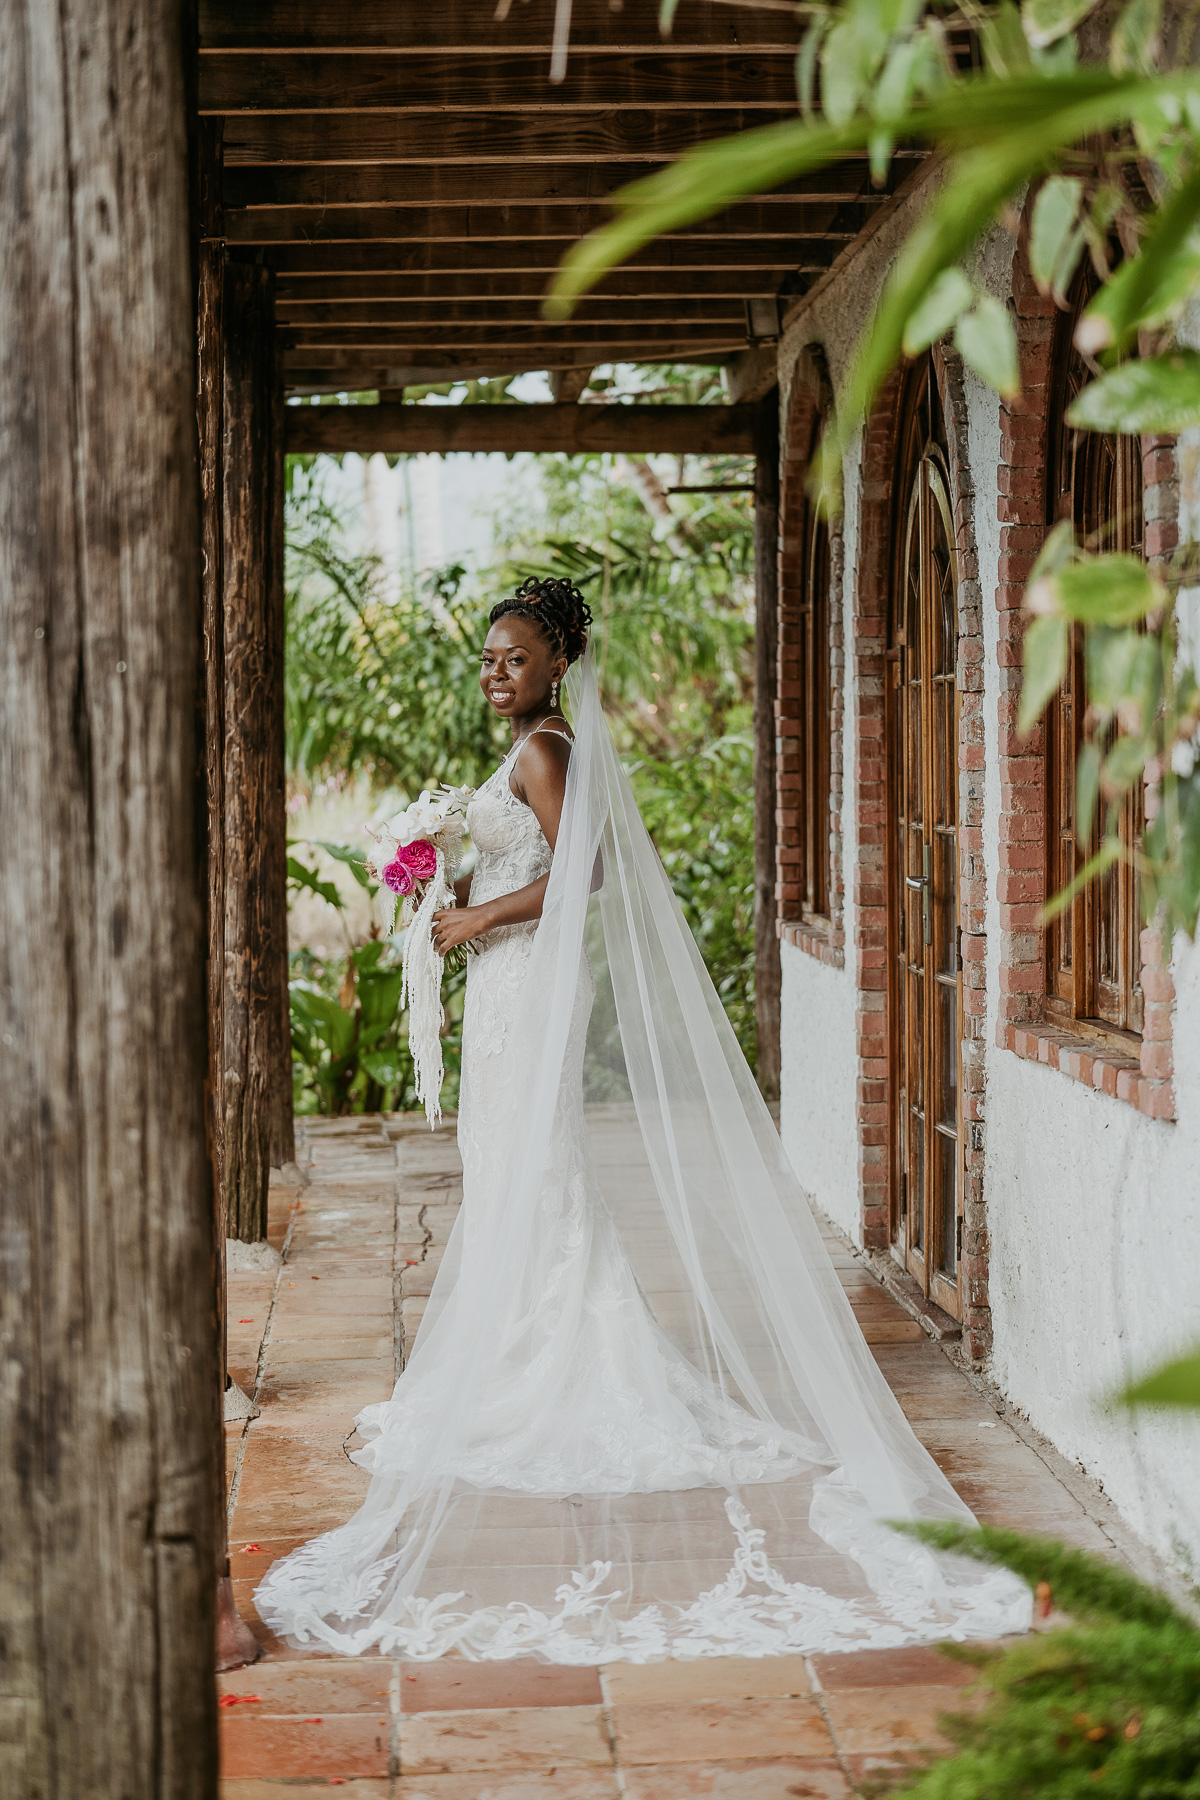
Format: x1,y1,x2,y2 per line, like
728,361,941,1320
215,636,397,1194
256,662,1030,1662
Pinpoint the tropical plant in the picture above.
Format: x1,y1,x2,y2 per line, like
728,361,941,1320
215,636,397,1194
553,0,1200,946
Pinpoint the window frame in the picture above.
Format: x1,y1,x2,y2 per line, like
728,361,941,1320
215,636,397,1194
1044,267,1145,1045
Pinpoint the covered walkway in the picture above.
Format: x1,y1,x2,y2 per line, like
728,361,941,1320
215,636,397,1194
219,1118,1145,1796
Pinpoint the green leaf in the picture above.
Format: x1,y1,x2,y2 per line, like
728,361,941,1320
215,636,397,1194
980,0,1035,76
1022,0,1100,48
1029,517,1078,582
1080,162,1200,353
289,984,357,1059
895,1521,1189,1627
1103,731,1152,794
954,294,1021,396
1120,1349,1200,1408
359,1046,408,1088
658,0,681,34
287,856,344,911
821,16,882,128
796,14,829,118
1110,0,1163,73
1075,739,1101,843
901,267,973,355
1019,614,1069,735
1068,352,1200,435
1054,554,1164,625
313,839,374,889
1086,625,1144,713
1029,175,1083,294
1040,836,1123,922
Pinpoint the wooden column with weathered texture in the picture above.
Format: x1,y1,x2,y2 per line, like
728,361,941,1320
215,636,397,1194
221,259,291,1241
198,113,229,1414
0,0,219,1791
754,390,782,1101
268,340,296,1172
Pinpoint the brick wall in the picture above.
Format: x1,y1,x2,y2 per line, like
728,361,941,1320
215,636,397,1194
776,347,845,967
935,345,992,1355
849,370,903,1252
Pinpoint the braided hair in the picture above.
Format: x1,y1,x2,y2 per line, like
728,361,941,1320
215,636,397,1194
488,575,592,666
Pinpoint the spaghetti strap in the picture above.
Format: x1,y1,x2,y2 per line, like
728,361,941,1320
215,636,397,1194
508,719,574,765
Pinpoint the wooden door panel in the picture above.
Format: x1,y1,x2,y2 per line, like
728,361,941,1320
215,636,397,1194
888,376,962,1321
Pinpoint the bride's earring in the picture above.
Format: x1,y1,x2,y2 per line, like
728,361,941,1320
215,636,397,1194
551,678,559,708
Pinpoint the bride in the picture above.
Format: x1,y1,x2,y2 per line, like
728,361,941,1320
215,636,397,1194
256,575,1030,1663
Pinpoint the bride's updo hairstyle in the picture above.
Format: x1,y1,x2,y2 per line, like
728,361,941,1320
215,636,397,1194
488,575,592,666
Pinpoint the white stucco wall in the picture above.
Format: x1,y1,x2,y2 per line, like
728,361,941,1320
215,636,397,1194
963,355,1200,1583
778,202,1200,1580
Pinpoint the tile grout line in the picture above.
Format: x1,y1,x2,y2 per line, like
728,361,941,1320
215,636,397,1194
225,1153,303,1532
804,1655,860,1799
391,1123,404,1383
597,1667,628,1798
389,1657,401,1797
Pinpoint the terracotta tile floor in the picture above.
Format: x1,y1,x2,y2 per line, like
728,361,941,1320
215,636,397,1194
221,1115,1146,1798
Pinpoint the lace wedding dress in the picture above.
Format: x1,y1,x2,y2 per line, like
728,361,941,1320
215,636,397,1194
256,664,1031,1662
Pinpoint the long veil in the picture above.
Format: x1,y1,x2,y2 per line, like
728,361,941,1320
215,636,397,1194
257,650,1030,1662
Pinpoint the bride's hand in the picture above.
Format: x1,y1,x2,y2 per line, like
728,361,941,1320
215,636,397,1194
431,906,484,956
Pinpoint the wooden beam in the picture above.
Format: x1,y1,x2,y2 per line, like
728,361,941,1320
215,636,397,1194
266,241,823,275
285,402,758,454
220,108,795,165
225,161,880,210
221,261,291,1243
277,298,748,325
227,201,849,245
276,270,786,301
283,324,748,352
0,0,219,1784
200,51,797,113
199,0,804,52
550,367,594,403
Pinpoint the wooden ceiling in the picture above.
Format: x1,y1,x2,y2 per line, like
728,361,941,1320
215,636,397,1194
198,0,903,396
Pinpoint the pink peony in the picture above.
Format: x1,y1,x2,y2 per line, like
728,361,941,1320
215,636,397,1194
396,837,438,881
382,858,415,897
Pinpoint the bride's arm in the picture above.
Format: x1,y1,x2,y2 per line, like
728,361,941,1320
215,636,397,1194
431,734,570,953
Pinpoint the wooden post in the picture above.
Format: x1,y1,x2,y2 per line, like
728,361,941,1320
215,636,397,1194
269,340,296,1172
754,391,782,1101
197,123,262,1671
0,0,219,1789
221,260,291,1240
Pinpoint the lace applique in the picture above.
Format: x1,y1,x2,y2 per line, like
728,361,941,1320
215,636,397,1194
258,1493,1031,1664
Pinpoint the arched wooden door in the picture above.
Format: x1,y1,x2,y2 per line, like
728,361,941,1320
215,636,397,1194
887,365,962,1320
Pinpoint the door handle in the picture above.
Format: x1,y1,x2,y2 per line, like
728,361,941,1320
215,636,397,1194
905,847,933,945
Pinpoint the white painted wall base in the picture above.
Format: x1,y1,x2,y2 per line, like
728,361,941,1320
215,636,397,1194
780,943,859,1242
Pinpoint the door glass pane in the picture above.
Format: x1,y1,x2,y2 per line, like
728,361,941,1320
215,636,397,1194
936,1130,957,1275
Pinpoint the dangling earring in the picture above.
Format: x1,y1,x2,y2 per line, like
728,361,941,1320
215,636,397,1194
551,678,559,708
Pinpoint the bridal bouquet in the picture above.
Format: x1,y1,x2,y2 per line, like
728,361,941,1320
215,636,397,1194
366,785,473,1125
